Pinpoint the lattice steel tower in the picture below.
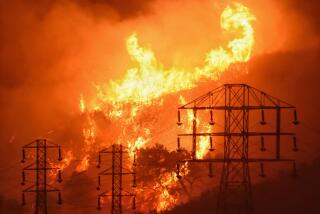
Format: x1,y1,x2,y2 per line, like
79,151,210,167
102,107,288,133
176,84,299,214
97,144,136,214
21,139,63,214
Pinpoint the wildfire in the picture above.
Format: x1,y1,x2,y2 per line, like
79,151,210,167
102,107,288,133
197,125,212,159
179,96,213,159
79,94,86,113
48,150,74,181
75,2,255,212
59,150,74,171
128,135,149,160
198,2,255,78
75,154,90,172
76,97,98,172
155,162,190,212
94,2,255,107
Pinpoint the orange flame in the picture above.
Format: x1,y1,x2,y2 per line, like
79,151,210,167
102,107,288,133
76,95,97,172
48,150,74,182
77,2,255,211
79,94,86,113
155,162,190,212
76,154,90,173
94,3,255,107
179,96,212,159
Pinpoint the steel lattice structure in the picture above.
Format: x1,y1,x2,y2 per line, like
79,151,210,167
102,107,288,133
97,144,136,214
176,84,299,214
21,139,63,214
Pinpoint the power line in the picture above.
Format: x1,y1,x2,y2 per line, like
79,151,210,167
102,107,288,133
176,84,300,214
97,144,137,214
21,139,63,214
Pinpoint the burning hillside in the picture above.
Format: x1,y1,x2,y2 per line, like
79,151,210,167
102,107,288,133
60,2,256,212
1,0,320,213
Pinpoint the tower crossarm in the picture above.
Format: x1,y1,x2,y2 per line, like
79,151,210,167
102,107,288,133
178,158,295,163
179,84,295,110
178,105,294,110
178,132,295,137
176,84,300,214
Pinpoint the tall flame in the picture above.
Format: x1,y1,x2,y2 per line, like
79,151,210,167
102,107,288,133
79,94,86,113
95,2,255,106
78,2,256,212
179,96,213,159
199,3,255,78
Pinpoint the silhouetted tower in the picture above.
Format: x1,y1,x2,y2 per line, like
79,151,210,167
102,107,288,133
176,84,299,214
21,139,63,214
97,144,136,214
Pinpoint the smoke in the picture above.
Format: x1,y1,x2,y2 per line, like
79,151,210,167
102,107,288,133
281,0,320,33
75,0,157,19
0,0,320,213
273,0,320,49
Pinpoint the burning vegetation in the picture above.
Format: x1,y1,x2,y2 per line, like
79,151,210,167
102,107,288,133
4,0,320,213
52,2,257,212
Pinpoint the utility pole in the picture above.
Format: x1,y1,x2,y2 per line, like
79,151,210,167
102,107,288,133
96,144,136,214
21,138,63,214
176,84,299,214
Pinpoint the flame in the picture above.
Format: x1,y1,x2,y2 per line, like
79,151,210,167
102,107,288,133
76,154,90,173
198,3,255,78
179,96,212,159
82,115,96,146
197,125,212,159
76,96,97,172
58,150,74,171
87,2,255,165
76,114,96,172
48,150,74,181
154,162,190,212
94,2,255,107
128,136,149,160
79,94,86,113
76,2,255,211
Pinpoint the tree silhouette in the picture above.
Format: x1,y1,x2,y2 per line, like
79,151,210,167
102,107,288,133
135,144,208,211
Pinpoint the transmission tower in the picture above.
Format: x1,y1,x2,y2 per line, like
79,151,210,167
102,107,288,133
96,144,136,214
176,84,299,214
21,138,63,214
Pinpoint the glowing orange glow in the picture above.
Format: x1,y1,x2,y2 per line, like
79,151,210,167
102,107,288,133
197,125,212,159
128,135,149,160
77,2,256,211
79,94,86,113
59,150,74,171
154,162,190,212
93,3,255,107
48,150,74,181
198,3,255,79
76,154,90,173
179,96,212,159
76,116,96,172
76,97,97,172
